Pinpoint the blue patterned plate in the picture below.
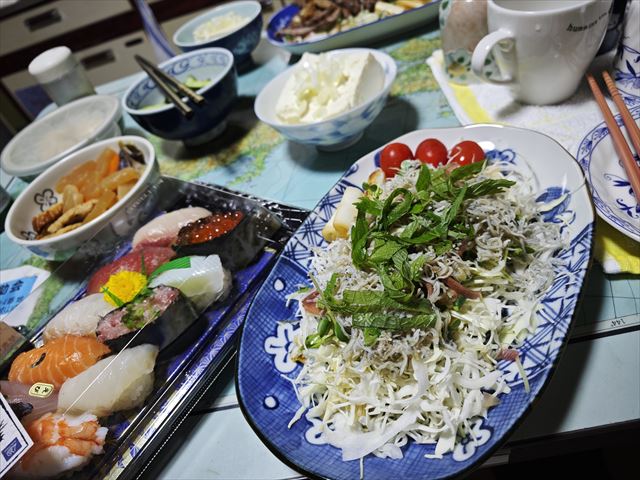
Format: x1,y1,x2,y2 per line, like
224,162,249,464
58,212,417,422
577,105,640,242
266,3,440,55
237,125,594,479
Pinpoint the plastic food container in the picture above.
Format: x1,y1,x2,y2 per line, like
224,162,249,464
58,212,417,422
28,46,95,106
0,95,121,180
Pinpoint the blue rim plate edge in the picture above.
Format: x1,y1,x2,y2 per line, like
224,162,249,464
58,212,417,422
577,105,640,242
235,124,596,480
266,1,441,51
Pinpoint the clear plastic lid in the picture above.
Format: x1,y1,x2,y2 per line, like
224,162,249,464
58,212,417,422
0,95,121,178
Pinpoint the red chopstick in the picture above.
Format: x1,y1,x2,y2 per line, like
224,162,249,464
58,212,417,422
602,71,640,157
586,74,640,202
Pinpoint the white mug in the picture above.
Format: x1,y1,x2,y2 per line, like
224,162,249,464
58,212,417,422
471,0,613,105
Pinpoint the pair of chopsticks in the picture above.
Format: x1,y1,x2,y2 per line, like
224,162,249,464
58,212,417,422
134,54,205,119
586,72,640,202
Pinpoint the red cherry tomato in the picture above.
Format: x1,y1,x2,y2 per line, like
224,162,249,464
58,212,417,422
414,138,448,167
380,143,414,178
449,140,485,166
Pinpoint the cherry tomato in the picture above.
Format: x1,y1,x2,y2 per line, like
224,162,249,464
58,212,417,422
414,138,448,167
380,143,414,177
449,140,485,166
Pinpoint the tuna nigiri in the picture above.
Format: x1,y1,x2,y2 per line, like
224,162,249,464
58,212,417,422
132,207,211,249
43,294,115,341
8,336,110,389
11,412,107,478
96,286,198,352
86,246,175,294
58,344,158,416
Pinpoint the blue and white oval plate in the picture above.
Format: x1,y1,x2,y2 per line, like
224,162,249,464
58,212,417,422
266,2,441,55
237,125,594,480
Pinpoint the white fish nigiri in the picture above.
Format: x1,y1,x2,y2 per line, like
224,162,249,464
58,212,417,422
132,207,211,248
43,294,115,342
149,255,231,311
58,344,158,417
11,412,107,478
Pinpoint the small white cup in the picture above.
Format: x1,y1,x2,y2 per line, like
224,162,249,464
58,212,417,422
471,0,612,105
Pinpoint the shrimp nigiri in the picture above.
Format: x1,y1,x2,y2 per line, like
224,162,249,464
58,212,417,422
11,412,107,478
8,336,110,389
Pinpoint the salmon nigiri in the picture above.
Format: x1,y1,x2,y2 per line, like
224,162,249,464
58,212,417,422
9,336,110,389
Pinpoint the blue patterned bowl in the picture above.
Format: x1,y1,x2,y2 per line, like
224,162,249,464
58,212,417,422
237,125,595,479
123,48,237,146
4,136,158,261
254,48,397,151
172,1,262,64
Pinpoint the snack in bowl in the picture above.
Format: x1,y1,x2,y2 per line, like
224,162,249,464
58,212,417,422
123,48,237,146
193,11,251,41
4,136,158,261
172,1,263,62
275,51,384,124
31,143,145,239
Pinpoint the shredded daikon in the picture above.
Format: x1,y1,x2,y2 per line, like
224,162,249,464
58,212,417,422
287,159,565,462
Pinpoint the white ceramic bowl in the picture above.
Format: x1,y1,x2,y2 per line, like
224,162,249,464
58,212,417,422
5,136,159,261
0,95,121,180
254,48,397,151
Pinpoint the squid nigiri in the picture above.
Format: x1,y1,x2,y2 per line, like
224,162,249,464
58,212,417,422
132,207,211,249
10,412,107,478
149,255,231,311
43,294,115,341
58,344,158,417
8,336,110,389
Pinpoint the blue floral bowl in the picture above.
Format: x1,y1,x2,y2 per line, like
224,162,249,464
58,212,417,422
254,48,397,151
172,1,262,64
123,48,237,146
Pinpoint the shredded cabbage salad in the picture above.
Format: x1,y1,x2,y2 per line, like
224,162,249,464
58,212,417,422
286,158,567,463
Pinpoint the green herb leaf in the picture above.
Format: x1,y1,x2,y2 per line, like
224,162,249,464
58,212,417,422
149,256,192,280
449,160,485,185
369,240,404,264
352,312,437,331
351,209,369,269
466,179,515,198
363,327,380,346
101,287,125,307
317,315,331,337
416,164,431,191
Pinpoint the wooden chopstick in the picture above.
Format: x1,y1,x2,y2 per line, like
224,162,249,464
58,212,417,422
586,74,640,202
135,55,205,106
135,57,193,118
602,71,640,156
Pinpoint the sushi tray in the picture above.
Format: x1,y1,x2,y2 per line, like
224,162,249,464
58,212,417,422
0,176,309,479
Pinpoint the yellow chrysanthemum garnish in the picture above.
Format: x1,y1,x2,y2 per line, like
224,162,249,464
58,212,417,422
102,270,148,307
